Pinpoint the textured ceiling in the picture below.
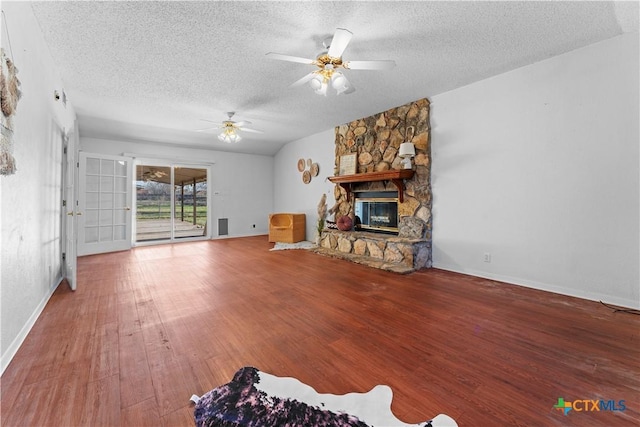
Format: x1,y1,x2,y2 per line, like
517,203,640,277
29,1,637,156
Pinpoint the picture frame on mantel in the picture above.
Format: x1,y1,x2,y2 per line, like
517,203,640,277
339,153,357,176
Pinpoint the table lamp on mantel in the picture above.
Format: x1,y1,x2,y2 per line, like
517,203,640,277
399,142,416,169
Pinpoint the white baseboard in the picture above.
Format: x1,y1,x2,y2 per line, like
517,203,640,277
433,263,640,310
0,276,63,375
213,232,268,239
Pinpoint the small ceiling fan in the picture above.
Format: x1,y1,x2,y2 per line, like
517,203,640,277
140,168,167,181
267,28,396,96
196,112,262,143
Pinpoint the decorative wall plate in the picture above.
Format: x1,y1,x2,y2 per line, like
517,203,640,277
307,158,312,168
310,163,319,177
297,158,305,172
302,170,311,184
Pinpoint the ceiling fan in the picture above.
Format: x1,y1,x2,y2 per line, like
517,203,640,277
267,28,396,96
141,169,168,181
196,112,262,143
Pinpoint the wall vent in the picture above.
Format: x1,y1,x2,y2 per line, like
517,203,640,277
218,218,229,236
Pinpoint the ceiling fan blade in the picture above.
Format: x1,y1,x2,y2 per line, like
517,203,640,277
343,60,396,70
233,120,252,127
239,128,263,134
194,126,221,132
200,118,222,124
290,72,317,88
266,52,316,65
327,28,353,58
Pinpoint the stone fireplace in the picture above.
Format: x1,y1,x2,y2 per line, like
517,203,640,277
315,97,432,273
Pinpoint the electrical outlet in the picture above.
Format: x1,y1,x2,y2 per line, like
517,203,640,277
484,253,492,263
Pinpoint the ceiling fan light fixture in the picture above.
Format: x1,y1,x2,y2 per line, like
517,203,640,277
336,85,349,95
314,81,328,96
309,74,324,91
331,72,343,86
218,127,241,143
269,28,394,97
218,133,242,143
331,72,350,94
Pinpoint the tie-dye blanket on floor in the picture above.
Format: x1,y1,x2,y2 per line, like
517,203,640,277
193,366,457,427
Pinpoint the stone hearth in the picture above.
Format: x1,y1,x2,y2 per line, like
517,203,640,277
314,231,431,274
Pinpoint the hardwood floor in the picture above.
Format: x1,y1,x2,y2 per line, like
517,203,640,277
1,236,638,426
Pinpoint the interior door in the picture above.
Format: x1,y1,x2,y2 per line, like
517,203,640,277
78,152,133,256
62,126,78,290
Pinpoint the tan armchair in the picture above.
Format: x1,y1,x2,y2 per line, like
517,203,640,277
268,213,306,243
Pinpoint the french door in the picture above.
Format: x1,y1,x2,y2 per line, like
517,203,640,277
77,152,133,256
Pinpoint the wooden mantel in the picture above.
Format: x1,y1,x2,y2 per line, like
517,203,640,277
328,169,415,202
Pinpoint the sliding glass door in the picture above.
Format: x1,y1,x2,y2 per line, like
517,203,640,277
135,163,208,243
173,167,208,239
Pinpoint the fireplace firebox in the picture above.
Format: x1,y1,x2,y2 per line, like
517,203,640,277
354,192,398,235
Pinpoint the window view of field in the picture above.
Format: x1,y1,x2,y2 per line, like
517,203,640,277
136,166,208,241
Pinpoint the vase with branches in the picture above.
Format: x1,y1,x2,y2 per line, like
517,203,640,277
316,193,327,245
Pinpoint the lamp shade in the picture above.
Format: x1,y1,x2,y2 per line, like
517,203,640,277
399,142,415,157
331,72,351,95
314,81,328,96
309,75,323,91
218,129,241,143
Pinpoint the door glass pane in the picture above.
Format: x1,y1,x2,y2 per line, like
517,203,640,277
114,225,126,240
114,193,126,209
100,193,114,209
115,176,127,192
87,158,100,174
101,159,114,175
86,192,99,209
174,167,207,239
136,165,172,242
85,227,99,244
86,209,99,227
86,175,100,192
100,226,113,241
115,160,127,176
114,209,126,224
101,176,114,192
100,209,113,226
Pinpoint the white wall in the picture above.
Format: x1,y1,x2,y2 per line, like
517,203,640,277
273,129,336,241
81,137,274,238
431,33,639,308
1,2,77,372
